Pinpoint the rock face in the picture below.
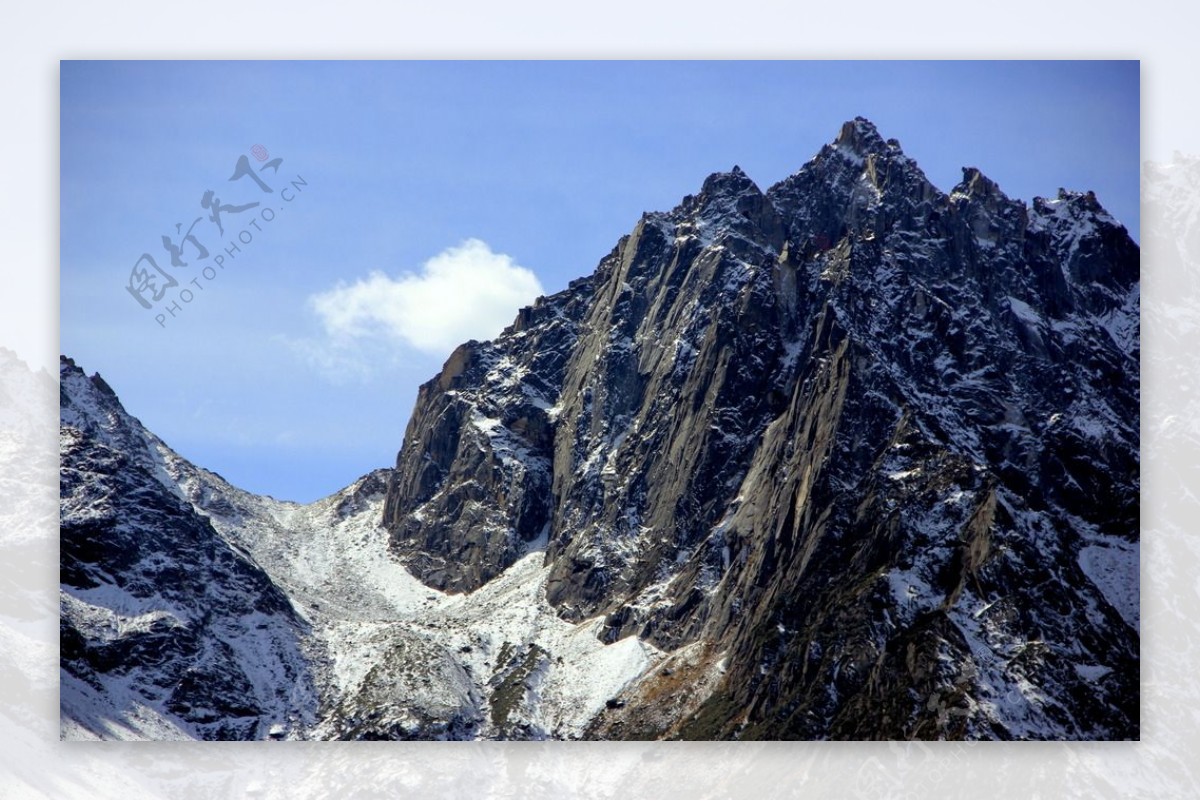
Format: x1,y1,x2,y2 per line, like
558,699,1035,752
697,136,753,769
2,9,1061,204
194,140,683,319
383,118,1139,739
59,358,316,740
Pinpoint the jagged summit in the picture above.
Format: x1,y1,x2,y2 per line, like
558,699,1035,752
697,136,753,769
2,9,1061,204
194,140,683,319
952,166,1007,200
379,117,1139,739
832,115,890,155
59,357,317,740
687,165,764,210
822,116,919,173
696,164,757,196
1035,187,1111,216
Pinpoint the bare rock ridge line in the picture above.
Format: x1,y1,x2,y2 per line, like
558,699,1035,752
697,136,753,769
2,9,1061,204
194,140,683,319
61,118,1139,740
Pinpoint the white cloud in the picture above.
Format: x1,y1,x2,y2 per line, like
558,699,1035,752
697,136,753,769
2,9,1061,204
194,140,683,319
308,238,544,357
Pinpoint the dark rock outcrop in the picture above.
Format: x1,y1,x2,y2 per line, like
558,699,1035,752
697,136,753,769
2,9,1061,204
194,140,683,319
383,118,1140,739
59,358,315,740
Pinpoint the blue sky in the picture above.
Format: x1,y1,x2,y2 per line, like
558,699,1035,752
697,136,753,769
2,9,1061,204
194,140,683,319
60,60,1140,502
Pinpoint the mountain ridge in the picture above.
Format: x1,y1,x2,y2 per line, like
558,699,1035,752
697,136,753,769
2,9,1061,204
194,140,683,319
381,116,1138,738
61,118,1139,740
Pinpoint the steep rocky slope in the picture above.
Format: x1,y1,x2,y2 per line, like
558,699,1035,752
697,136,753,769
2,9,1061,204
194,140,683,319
59,359,318,739
383,118,1139,739
59,359,656,740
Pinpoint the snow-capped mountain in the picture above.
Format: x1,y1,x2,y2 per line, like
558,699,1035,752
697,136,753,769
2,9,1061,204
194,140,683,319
61,118,1139,740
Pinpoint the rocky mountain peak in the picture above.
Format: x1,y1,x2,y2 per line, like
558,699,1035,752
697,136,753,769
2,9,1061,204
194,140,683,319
59,359,316,740
822,116,919,181
700,163,751,190
762,119,946,260
665,164,781,253
953,166,1007,201
379,118,1139,739
833,115,888,155
1033,187,1111,219
692,165,761,212
674,164,761,214
63,117,1140,742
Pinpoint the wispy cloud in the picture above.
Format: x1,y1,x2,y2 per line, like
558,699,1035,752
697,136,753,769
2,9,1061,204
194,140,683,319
277,333,377,384
309,238,544,357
